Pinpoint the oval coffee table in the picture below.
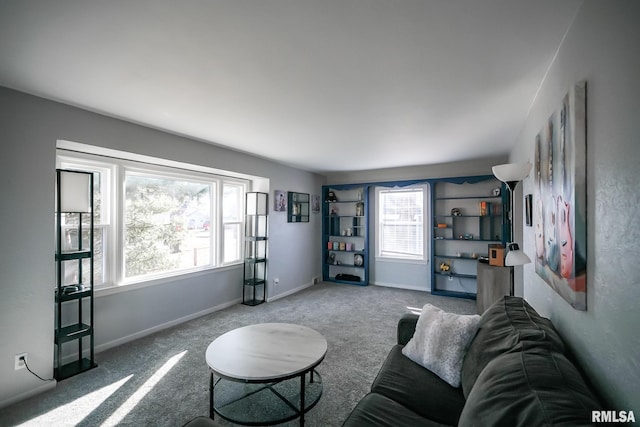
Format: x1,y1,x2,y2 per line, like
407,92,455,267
206,323,327,426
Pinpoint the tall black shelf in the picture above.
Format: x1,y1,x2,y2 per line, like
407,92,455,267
322,185,369,286
55,169,97,380
243,192,268,306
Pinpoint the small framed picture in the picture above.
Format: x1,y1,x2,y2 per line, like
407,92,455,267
525,194,533,226
274,190,287,212
312,195,320,213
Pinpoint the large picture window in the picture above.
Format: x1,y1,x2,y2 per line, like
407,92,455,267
377,187,426,260
124,172,213,279
57,149,248,288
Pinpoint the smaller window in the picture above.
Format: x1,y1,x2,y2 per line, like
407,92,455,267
378,187,425,260
222,181,246,264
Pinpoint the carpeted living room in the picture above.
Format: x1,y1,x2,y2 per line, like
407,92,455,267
1,1,639,426
0,283,476,426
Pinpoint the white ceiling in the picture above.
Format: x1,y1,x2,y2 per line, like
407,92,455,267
0,0,582,174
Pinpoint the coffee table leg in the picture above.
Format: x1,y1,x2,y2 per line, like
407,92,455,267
209,372,214,419
300,372,306,426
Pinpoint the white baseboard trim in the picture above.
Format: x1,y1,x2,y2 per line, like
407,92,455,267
267,281,314,302
0,380,56,409
371,281,430,292
94,298,242,355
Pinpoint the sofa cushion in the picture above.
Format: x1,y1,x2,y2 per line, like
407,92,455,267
341,393,449,427
458,342,600,426
402,304,480,387
371,345,465,426
397,313,419,345
460,296,565,397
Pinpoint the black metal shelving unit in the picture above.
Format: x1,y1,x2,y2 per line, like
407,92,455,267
55,169,97,380
243,192,268,306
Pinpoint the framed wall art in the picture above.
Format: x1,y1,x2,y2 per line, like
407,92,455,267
312,194,320,213
533,81,587,310
274,190,287,212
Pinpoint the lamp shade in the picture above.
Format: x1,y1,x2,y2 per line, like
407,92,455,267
246,192,268,216
59,170,91,213
505,243,531,266
492,162,532,184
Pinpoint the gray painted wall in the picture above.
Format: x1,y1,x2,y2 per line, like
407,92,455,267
0,87,323,406
511,1,640,410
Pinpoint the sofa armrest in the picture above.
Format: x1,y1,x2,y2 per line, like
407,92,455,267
397,313,419,345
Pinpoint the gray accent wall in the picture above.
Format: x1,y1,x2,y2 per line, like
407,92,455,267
0,87,323,407
511,1,640,411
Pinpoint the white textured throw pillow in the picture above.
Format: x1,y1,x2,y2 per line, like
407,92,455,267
402,304,481,387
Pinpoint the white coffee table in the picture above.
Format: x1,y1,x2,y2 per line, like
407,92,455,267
206,323,327,426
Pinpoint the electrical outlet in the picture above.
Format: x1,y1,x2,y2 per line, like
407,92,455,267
15,353,27,370
448,275,454,281
273,278,279,287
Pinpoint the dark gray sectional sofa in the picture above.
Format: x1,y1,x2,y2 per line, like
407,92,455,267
342,296,602,426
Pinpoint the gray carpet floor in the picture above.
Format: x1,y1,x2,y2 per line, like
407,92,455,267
0,282,474,427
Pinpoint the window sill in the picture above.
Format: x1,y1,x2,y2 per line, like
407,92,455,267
95,263,243,297
375,256,427,265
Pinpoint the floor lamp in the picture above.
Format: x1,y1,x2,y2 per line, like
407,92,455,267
492,162,532,267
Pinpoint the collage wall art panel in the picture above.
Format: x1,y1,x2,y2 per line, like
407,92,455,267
533,81,587,310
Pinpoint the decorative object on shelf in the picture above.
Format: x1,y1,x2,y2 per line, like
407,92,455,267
488,244,505,267
491,187,501,197
532,81,587,310
328,253,337,265
326,190,338,202
335,273,361,282
440,262,451,272
356,202,364,216
274,190,286,212
492,161,532,268
55,169,97,380
354,254,364,267
243,192,268,306
451,208,462,216
479,201,488,216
